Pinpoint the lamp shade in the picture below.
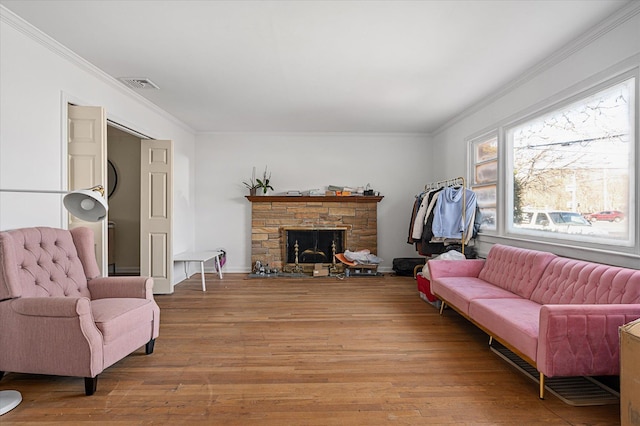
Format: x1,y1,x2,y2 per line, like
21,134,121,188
63,187,108,222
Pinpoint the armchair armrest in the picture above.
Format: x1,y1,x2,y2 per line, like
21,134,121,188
4,297,104,378
427,259,485,280
537,304,640,377
88,276,154,300
11,296,91,317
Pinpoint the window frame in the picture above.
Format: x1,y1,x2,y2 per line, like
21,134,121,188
468,132,498,234
467,67,639,262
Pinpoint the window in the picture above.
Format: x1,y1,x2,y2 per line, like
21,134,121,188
470,135,498,232
507,76,635,246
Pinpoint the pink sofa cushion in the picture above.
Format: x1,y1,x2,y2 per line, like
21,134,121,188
92,298,155,344
431,276,521,316
477,244,556,299
469,298,542,362
0,227,89,299
530,257,640,305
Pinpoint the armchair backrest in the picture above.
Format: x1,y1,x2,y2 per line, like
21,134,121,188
0,227,96,300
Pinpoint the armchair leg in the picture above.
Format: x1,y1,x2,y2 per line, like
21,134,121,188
85,377,98,396
146,338,156,354
539,373,545,399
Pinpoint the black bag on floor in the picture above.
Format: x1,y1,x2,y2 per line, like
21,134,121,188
392,257,424,276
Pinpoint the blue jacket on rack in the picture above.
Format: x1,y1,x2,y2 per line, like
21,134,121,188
431,186,477,239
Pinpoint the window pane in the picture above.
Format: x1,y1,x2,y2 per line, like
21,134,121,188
475,138,497,162
475,161,497,184
470,135,498,233
509,78,634,244
475,185,497,231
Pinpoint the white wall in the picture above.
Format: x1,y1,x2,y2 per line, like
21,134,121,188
0,7,197,289
194,132,432,272
431,3,640,267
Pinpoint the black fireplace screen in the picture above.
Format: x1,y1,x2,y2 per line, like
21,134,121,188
285,229,345,264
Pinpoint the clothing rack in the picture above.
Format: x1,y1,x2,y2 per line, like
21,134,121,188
424,176,467,255
424,176,466,192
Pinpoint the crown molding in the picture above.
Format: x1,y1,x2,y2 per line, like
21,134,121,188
196,130,430,138
0,5,195,135
432,1,640,136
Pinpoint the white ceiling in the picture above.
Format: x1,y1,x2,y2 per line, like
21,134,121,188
1,0,631,134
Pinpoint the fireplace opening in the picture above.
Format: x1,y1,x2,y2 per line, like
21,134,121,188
283,228,346,265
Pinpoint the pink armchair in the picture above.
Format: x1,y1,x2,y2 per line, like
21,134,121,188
0,227,160,395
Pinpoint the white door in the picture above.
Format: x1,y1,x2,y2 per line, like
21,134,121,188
68,105,107,274
140,139,173,294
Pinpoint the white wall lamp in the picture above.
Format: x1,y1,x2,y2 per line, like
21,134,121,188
0,185,108,222
0,185,108,415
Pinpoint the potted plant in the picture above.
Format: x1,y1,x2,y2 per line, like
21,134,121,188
255,166,274,195
244,166,273,196
243,176,259,196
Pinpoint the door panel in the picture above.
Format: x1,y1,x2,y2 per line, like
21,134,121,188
150,233,168,277
141,140,173,294
68,105,107,274
150,173,168,217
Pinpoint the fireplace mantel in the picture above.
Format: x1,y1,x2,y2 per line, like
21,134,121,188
246,195,383,203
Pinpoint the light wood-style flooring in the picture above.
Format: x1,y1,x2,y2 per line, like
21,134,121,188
0,273,620,425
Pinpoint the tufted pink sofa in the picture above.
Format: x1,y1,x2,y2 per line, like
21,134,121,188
0,227,160,395
428,244,640,399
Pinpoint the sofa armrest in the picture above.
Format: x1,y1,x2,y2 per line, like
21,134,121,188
88,276,154,300
427,259,485,280
537,304,640,377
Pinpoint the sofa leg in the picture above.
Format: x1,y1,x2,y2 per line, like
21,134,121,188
439,301,446,315
146,338,156,355
488,336,493,346
85,376,98,396
539,373,545,399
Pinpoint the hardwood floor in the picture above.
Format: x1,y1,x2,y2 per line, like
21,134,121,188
0,273,620,425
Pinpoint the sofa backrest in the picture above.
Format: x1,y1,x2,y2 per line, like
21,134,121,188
478,244,557,298
0,227,91,300
530,257,640,304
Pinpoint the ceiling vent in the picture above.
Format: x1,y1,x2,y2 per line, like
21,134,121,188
118,77,160,90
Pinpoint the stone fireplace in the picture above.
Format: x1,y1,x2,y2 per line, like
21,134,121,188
247,195,383,272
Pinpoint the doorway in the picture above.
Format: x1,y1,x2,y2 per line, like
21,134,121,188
66,102,175,293
106,125,141,276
